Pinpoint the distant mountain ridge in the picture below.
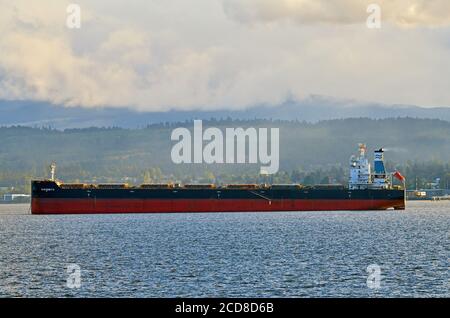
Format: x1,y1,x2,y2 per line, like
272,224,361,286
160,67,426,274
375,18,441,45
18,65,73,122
1,97,450,129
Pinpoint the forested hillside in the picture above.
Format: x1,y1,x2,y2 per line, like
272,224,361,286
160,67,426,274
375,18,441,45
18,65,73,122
1,118,450,193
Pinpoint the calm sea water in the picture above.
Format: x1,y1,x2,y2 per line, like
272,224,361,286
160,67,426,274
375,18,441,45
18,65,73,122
0,202,448,298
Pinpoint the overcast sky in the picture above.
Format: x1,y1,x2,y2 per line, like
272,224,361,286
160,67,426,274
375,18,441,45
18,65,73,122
1,0,450,111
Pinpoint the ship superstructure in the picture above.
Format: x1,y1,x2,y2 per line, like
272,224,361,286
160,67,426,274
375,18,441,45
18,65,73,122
348,144,390,190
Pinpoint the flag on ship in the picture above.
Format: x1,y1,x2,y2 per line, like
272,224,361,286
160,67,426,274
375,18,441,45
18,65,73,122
393,171,405,182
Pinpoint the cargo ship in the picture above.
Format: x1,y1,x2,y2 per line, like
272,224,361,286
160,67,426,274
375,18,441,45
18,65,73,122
31,144,406,214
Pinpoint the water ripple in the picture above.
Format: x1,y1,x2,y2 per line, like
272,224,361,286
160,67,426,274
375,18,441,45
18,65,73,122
0,202,449,297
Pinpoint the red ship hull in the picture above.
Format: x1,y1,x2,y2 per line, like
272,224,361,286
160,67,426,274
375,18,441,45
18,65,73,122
31,198,406,214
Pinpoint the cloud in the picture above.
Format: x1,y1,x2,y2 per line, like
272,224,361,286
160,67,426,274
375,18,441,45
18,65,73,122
0,0,450,111
223,0,450,27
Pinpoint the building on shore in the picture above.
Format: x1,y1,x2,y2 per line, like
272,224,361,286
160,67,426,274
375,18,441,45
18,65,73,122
2,194,31,202
406,189,450,200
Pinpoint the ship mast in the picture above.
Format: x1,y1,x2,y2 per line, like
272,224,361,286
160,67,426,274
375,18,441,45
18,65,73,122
50,162,57,181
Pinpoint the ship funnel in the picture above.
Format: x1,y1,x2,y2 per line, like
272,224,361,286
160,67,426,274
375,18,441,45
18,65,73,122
373,149,388,188
373,149,386,175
